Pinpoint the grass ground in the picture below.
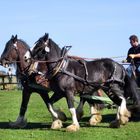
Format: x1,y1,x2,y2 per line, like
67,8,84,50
0,90,140,140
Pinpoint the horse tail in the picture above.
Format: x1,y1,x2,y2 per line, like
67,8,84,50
124,73,140,112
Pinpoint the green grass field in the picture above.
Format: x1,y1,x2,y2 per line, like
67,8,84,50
0,90,140,140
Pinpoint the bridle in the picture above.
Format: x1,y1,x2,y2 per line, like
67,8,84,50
5,40,32,75
42,45,72,79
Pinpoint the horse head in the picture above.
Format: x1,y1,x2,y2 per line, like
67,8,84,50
24,33,48,62
0,35,18,67
25,33,61,63
0,35,30,68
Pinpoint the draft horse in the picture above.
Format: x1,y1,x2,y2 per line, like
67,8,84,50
26,33,140,131
0,35,67,128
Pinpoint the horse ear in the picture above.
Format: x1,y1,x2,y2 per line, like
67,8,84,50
11,35,15,39
15,35,17,40
44,33,49,42
13,35,18,43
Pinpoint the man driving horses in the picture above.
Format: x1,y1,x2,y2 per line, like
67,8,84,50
125,35,140,86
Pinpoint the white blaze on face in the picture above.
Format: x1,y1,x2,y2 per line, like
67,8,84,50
44,40,50,52
45,46,50,52
13,42,17,49
24,43,37,61
24,50,31,61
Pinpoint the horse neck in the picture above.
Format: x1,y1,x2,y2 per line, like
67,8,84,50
47,39,62,69
16,41,30,74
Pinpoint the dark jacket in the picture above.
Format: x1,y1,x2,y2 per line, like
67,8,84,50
127,44,140,67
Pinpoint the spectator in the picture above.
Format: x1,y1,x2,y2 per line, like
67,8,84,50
7,67,12,83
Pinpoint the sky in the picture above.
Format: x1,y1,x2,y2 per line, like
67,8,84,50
0,0,140,72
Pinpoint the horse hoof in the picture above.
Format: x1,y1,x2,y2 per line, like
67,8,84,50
120,116,129,125
55,109,67,122
126,110,131,118
66,124,80,132
89,114,102,126
9,119,27,128
109,120,120,128
51,119,63,129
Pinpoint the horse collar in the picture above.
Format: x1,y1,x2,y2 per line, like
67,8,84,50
52,58,67,77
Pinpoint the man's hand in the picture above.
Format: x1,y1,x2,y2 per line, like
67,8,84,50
129,54,135,59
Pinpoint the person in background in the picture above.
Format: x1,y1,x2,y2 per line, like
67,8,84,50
7,67,12,83
125,35,140,86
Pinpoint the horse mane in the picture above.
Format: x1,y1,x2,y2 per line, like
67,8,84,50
48,39,97,61
48,39,88,61
18,39,30,50
49,38,61,56
68,55,86,60
14,39,30,78
49,38,59,48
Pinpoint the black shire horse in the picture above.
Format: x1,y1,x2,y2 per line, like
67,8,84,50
0,35,67,129
25,33,140,131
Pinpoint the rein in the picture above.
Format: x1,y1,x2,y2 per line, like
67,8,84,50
30,44,125,88
45,54,125,90
36,46,72,79
15,47,32,76
44,54,124,90
60,62,125,91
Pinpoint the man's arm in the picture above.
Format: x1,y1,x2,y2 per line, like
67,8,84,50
129,53,140,59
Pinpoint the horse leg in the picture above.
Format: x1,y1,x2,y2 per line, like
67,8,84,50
89,103,102,126
108,84,131,128
39,90,67,119
64,90,80,132
9,87,31,128
88,90,103,125
46,92,67,129
125,74,140,113
76,97,86,121
76,100,102,124
76,89,103,121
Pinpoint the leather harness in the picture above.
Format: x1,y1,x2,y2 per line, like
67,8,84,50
46,46,125,90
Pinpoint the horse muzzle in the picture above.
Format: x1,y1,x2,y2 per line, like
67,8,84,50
0,59,10,68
